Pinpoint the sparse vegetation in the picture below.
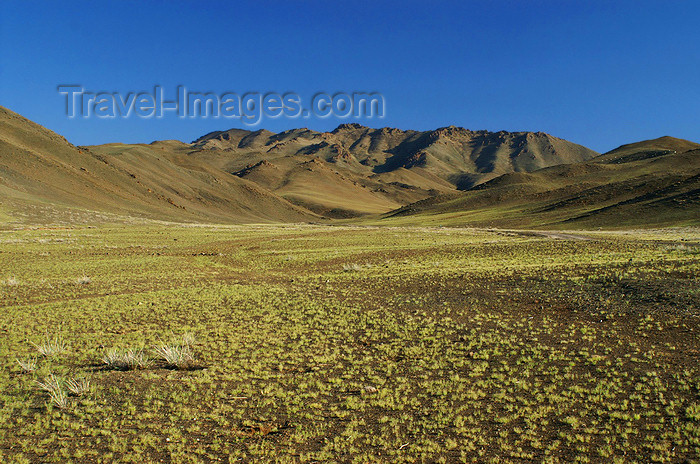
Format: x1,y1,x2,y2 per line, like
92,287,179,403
0,224,698,462
669,243,700,255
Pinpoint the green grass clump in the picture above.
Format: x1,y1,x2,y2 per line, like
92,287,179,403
15,357,37,373
153,343,194,370
31,333,67,358
65,376,91,395
102,348,152,370
35,374,70,409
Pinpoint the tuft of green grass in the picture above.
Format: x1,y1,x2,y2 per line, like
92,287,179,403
686,403,700,421
182,332,196,347
35,374,70,409
153,343,194,369
15,357,38,373
31,333,67,358
65,376,91,395
102,348,152,370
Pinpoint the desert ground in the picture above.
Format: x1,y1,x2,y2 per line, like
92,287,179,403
1,222,698,463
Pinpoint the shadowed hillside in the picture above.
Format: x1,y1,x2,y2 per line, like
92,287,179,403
184,123,597,217
385,136,700,228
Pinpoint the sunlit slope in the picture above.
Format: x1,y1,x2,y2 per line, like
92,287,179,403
385,137,700,228
185,124,598,216
87,142,318,223
0,106,317,224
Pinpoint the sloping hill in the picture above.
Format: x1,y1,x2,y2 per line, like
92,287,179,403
0,106,317,224
385,137,700,228
0,105,607,224
183,123,598,216
597,136,700,163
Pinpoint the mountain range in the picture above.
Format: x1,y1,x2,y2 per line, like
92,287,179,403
387,136,700,228
0,105,697,228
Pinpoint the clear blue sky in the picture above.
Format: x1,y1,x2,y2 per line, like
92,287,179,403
1,0,699,152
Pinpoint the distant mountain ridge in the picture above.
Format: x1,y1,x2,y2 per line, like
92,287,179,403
193,123,597,181
2,104,695,228
182,123,597,216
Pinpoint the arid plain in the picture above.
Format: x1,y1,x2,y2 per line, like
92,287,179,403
1,105,699,463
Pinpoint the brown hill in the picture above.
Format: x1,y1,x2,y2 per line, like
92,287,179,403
0,105,606,224
181,123,597,216
386,136,700,228
599,136,700,161
0,106,316,224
